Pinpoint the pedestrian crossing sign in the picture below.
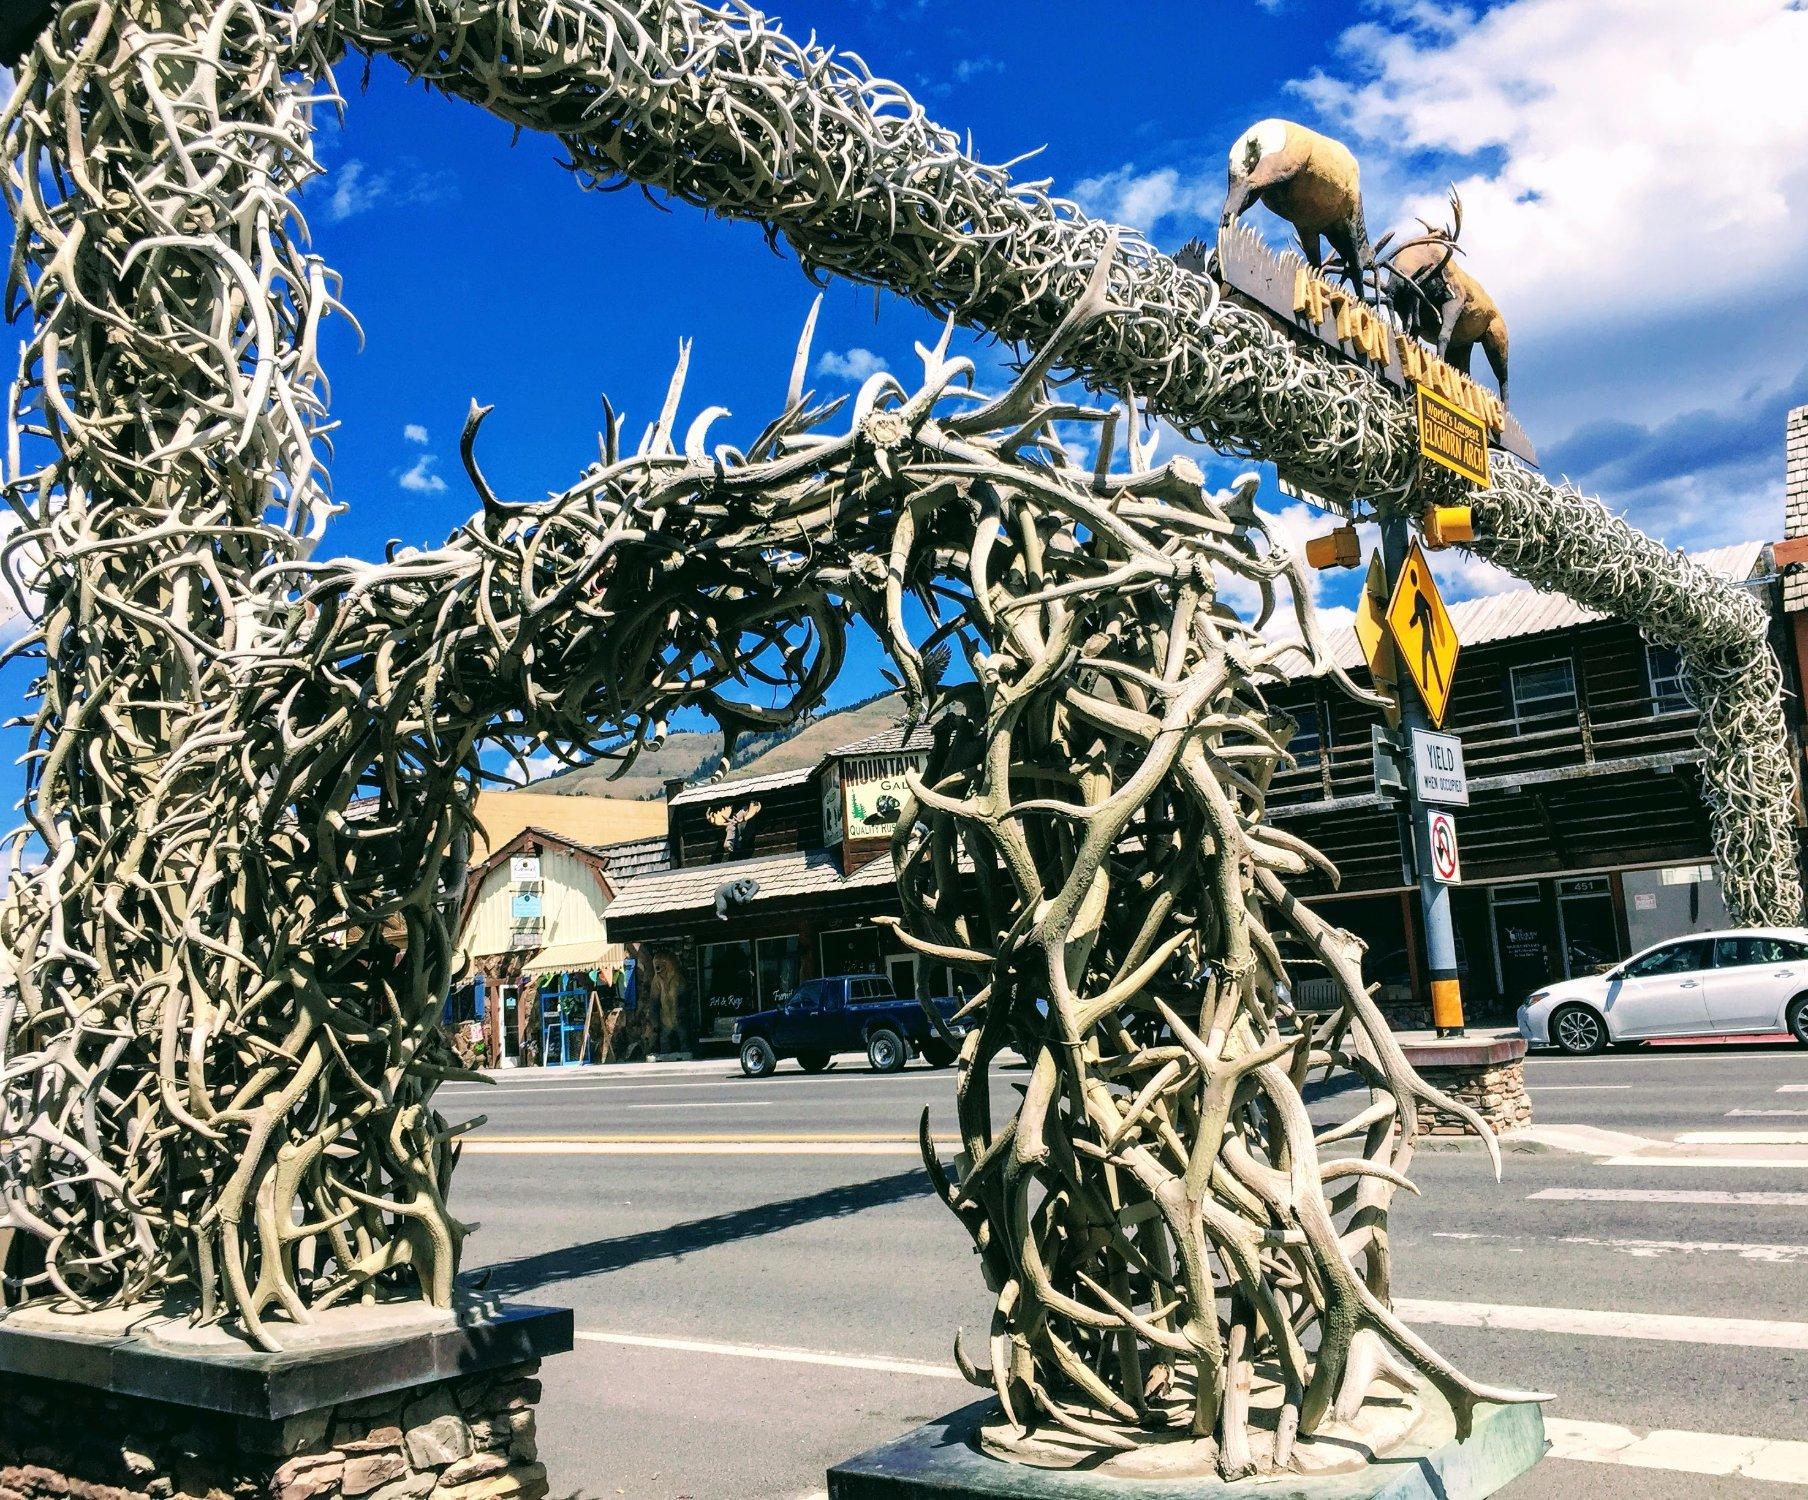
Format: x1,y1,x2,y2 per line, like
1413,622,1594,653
1385,540,1459,726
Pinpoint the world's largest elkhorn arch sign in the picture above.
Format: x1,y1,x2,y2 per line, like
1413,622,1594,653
0,0,1796,1482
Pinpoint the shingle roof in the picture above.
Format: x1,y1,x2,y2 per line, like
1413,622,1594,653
1290,540,1767,679
829,721,936,757
604,844,894,921
598,834,673,882
666,764,816,808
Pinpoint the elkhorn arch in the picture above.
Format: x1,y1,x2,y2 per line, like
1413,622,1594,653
0,0,1788,1485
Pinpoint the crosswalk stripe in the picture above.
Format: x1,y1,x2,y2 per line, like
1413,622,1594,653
1676,1130,1808,1144
1530,1187,1808,1207
1546,1418,1808,1483
1395,1298,1808,1349
1727,1108,1808,1118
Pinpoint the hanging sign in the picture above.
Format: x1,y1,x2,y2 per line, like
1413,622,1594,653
1416,384,1492,488
1411,729,1468,806
510,855,541,883
510,890,543,921
1385,541,1460,727
1428,810,1461,884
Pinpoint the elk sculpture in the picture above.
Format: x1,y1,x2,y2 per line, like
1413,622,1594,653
1221,117,1373,285
1377,188,1511,404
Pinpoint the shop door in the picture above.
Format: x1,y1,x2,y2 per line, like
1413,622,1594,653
1490,884,1552,1005
500,987,520,1067
539,980,588,1066
1557,877,1620,979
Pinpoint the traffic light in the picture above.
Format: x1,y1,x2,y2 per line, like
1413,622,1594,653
1422,505,1475,550
1305,524,1361,570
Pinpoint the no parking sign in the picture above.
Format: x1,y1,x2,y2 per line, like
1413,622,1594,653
1429,810,1461,884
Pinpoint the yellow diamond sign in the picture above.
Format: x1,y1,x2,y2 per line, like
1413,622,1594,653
1354,551,1400,726
1386,540,1459,727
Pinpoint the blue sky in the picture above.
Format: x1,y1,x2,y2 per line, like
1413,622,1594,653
3,0,1806,797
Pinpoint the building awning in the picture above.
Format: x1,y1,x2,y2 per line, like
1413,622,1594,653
519,939,627,975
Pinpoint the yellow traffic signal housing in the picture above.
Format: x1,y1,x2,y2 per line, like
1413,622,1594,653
1305,525,1361,570
1423,505,1475,550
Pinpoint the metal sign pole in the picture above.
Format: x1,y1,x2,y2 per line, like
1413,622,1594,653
1381,511,1466,1037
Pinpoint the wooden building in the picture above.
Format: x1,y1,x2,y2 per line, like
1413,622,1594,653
604,726,945,1049
1268,540,1790,1023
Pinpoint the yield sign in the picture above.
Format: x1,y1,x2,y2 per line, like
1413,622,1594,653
1386,540,1459,727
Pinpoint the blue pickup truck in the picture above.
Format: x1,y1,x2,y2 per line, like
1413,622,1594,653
730,974,968,1077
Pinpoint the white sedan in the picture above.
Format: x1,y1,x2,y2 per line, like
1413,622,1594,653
1518,927,1808,1055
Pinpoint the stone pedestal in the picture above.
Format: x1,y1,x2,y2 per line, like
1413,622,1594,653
0,1300,571,1500
829,1391,1545,1499
1399,1036,1531,1136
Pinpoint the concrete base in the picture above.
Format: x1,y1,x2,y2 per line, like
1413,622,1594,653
828,1391,1545,1499
0,1298,572,1500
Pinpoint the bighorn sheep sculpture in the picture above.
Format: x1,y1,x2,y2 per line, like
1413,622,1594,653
1378,189,1511,404
1222,118,1373,283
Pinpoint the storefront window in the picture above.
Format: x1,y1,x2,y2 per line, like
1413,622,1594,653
699,940,757,1038
1509,659,1577,729
820,925,884,977
757,934,802,1009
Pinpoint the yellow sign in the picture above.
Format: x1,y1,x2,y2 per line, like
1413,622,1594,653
1354,552,1400,728
1416,384,1492,488
1386,541,1459,727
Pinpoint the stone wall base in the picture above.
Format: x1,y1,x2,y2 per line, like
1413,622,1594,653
0,1360,548,1500
1416,1058,1532,1135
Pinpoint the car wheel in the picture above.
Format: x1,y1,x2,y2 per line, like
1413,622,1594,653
921,1040,955,1068
739,1035,777,1078
866,1027,908,1073
797,1050,833,1073
1788,996,1808,1048
1550,1003,1608,1056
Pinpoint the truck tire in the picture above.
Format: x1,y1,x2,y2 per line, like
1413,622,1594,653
866,1027,908,1073
797,1050,833,1073
921,1039,955,1068
739,1035,778,1078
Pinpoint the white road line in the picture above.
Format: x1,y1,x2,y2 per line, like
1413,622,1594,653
1778,1084,1808,1093
574,1330,960,1381
1530,1187,1808,1207
1528,1084,1632,1091
1605,1155,1808,1169
1430,1231,1808,1263
569,1328,1808,1483
1676,1130,1808,1144
1394,1298,1808,1350
463,1139,940,1155
1727,1109,1808,1118
1546,1418,1808,1484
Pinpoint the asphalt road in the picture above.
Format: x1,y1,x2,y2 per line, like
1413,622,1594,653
440,1041,1808,1498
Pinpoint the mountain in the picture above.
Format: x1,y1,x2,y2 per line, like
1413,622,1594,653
531,692,906,800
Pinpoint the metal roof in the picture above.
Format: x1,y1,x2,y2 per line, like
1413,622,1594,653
604,844,895,922
666,764,816,808
1295,540,1768,679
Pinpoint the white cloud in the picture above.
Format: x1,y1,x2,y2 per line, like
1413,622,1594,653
1295,0,1808,341
952,56,1003,83
815,347,889,381
399,454,448,494
323,159,455,223
403,423,429,445
1070,165,1217,233
327,161,383,223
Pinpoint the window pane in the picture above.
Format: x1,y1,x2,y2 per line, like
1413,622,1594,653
1628,941,1707,976
1646,643,1691,714
757,933,802,1008
1734,937,1798,966
1511,660,1576,722
821,925,884,976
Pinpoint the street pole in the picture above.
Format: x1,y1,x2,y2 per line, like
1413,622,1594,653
1380,511,1466,1038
